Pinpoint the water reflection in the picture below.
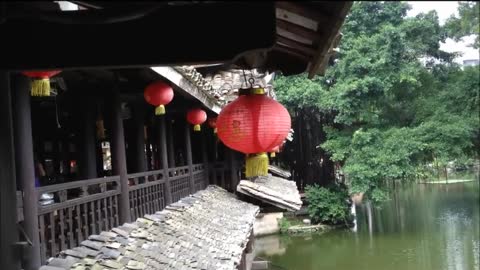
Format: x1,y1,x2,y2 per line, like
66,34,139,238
255,181,480,270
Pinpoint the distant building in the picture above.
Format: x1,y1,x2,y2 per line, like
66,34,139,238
463,59,479,67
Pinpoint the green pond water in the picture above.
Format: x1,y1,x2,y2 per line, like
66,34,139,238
255,180,480,270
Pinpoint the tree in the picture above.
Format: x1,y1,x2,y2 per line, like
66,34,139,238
444,1,479,48
274,2,479,203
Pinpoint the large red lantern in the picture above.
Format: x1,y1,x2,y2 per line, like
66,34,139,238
208,117,218,133
187,108,207,131
144,81,174,115
22,70,61,97
216,87,291,178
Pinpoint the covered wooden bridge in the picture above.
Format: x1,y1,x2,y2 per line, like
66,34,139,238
0,1,352,270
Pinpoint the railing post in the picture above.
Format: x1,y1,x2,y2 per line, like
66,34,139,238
108,90,131,224
201,129,209,189
11,74,41,270
185,122,195,194
1,71,21,270
159,117,172,205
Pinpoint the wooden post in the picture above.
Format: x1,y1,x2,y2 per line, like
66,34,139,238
227,148,237,192
185,122,195,194
158,117,172,205
108,90,130,223
167,117,176,168
0,71,21,270
81,97,98,179
201,129,209,189
133,102,147,173
11,75,41,270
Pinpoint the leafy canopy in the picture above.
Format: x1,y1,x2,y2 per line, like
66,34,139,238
274,2,479,203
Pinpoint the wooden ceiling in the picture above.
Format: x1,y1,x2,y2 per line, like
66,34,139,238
0,1,352,79
230,1,352,78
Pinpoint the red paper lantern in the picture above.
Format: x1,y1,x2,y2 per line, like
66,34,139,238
144,81,174,115
208,117,218,133
187,108,207,131
22,70,61,97
216,88,291,177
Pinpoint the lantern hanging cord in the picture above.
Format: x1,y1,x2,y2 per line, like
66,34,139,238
55,95,62,129
242,69,248,89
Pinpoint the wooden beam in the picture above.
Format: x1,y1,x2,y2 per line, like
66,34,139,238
308,2,353,78
276,2,330,22
0,71,21,270
276,19,320,43
273,44,311,62
276,35,317,56
12,74,41,270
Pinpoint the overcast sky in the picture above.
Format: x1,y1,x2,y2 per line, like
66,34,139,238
407,1,479,64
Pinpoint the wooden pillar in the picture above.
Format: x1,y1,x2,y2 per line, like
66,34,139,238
201,129,209,189
0,71,21,270
133,102,147,173
108,90,130,223
185,122,195,194
12,75,41,270
159,117,172,205
80,97,97,179
227,148,237,192
167,117,176,168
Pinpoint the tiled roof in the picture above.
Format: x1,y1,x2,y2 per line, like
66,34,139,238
174,66,275,106
268,165,292,179
237,175,302,212
39,186,259,270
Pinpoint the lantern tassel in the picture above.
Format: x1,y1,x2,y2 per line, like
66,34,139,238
193,124,201,131
31,78,51,97
270,152,276,158
155,105,166,115
245,153,269,178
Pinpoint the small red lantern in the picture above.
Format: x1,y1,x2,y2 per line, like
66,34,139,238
216,88,291,178
22,70,61,97
208,117,218,133
144,81,174,115
187,108,207,131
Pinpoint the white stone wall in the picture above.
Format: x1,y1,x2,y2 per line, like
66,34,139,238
253,212,283,236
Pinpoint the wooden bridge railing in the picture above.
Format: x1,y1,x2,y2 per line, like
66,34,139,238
36,176,121,262
127,169,166,221
34,163,214,262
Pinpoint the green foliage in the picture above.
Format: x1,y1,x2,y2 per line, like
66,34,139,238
444,1,479,48
274,2,480,204
305,184,352,225
278,217,292,233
